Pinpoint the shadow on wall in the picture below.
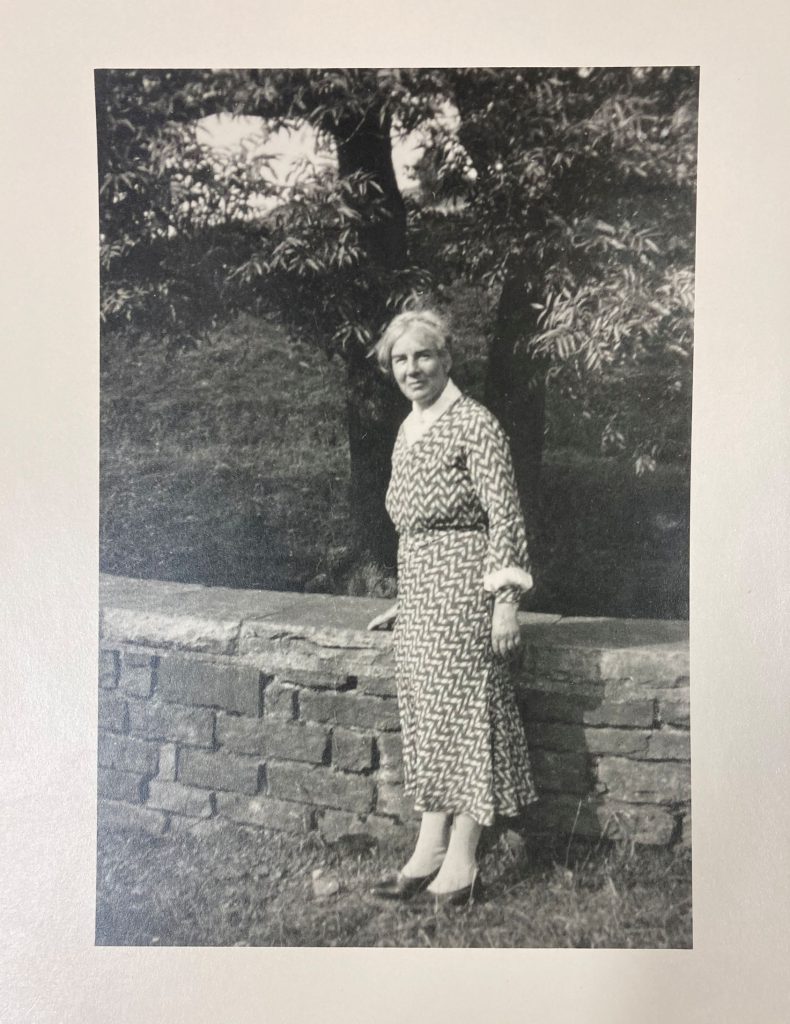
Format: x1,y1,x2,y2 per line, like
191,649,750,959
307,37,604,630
97,576,691,851
516,617,691,848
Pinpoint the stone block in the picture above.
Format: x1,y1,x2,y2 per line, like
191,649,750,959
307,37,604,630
364,814,410,844
524,721,578,750
265,721,330,764
157,656,262,715
376,733,403,767
124,651,155,668
588,700,656,729
263,680,297,720
267,761,375,813
358,675,398,698
658,698,690,728
376,783,418,821
594,680,686,702
100,579,247,653
178,748,262,795
525,722,650,756
157,743,178,781
98,767,146,804
240,615,394,682
98,732,159,775
376,765,403,784
316,808,367,843
119,652,155,697
597,757,691,804
275,667,356,691
216,793,313,833
147,780,214,818
98,692,127,733
97,798,167,837
532,644,605,683
219,790,315,831
529,750,595,794
584,728,651,756
216,713,267,755
527,796,676,845
599,647,689,685
332,728,374,772
99,649,118,689
644,730,691,761
300,690,401,732
521,677,605,700
522,691,655,728
128,700,214,747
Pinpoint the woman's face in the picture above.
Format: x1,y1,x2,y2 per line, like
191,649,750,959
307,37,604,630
390,329,451,409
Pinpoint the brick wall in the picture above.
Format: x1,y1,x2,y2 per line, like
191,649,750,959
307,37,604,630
98,575,690,847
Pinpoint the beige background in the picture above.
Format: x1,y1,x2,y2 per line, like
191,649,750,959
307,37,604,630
2,1,789,1021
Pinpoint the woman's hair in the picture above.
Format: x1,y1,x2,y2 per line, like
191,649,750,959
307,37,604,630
370,309,451,374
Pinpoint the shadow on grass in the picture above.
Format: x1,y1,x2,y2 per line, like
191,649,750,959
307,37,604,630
96,821,691,949
100,312,689,619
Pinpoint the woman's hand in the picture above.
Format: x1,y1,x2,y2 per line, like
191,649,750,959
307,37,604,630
491,602,521,659
367,603,398,631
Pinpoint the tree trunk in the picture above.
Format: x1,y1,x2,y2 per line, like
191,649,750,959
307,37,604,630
332,110,408,571
485,265,548,534
345,345,406,572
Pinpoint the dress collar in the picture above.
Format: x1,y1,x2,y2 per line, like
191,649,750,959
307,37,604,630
402,378,462,446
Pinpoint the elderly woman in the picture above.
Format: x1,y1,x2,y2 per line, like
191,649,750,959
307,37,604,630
367,309,536,906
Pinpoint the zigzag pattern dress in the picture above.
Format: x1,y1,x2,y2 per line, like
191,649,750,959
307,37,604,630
386,392,537,826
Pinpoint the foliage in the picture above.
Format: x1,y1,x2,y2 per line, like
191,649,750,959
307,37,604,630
100,310,688,618
228,168,430,356
96,67,697,468
407,67,697,467
96,69,434,352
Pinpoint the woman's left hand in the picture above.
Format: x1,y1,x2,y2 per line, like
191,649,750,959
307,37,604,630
491,602,522,659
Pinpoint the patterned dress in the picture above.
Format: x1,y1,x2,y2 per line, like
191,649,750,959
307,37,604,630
386,391,537,826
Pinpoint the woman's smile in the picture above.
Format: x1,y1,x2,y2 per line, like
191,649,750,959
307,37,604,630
390,330,451,409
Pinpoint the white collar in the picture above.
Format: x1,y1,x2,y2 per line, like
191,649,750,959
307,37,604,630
402,378,462,445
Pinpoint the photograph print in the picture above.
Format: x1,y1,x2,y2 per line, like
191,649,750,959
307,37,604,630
95,67,696,948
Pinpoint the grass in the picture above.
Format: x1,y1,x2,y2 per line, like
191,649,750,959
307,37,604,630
100,302,689,617
95,821,692,948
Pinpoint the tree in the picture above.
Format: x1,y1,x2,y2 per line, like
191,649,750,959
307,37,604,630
96,67,697,580
408,67,697,520
96,68,438,569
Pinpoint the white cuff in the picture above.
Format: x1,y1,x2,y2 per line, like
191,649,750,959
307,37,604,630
483,567,534,593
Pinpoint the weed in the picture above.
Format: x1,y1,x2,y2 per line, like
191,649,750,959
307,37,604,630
96,821,691,948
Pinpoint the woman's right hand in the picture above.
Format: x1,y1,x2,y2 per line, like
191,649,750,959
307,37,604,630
367,603,398,631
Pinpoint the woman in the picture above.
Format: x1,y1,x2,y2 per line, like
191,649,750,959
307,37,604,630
367,309,537,907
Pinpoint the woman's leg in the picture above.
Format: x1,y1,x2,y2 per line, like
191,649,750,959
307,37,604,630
401,811,451,878
427,813,482,893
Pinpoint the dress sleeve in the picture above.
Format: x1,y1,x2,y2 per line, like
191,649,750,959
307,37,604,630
465,410,533,604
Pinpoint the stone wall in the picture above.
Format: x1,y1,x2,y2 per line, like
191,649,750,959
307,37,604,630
98,575,690,848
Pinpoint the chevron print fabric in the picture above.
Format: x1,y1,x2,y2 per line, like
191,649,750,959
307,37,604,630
386,394,537,826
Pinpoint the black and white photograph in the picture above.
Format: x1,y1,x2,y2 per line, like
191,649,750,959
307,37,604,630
95,66,695,948
4,0,790,1019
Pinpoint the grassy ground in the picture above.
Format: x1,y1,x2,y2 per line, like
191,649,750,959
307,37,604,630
95,822,692,948
100,306,689,617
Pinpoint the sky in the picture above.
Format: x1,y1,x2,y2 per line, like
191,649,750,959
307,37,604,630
198,113,426,194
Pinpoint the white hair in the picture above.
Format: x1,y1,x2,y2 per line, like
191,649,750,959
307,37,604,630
370,310,451,374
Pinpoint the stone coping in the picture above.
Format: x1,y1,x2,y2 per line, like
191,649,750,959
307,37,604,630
99,574,689,661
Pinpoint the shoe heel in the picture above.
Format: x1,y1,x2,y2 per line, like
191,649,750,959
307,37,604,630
432,868,480,909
